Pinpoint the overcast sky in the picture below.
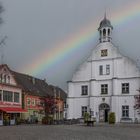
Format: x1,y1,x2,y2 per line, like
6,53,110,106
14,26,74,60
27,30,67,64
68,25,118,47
0,0,140,90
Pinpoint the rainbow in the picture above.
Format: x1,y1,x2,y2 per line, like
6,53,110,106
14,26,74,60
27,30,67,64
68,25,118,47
20,1,140,76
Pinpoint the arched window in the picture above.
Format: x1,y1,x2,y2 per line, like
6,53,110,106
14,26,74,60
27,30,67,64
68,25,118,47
108,29,110,36
99,103,110,110
103,29,106,36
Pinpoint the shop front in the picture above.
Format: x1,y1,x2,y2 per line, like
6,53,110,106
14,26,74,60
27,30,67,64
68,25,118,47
0,107,27,125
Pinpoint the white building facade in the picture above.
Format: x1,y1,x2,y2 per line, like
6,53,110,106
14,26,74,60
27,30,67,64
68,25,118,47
67,16,140,123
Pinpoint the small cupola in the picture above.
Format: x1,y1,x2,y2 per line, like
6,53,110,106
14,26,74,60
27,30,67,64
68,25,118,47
98,13,113,43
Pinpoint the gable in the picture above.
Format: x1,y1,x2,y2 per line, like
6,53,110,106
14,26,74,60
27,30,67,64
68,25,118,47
90,42,122,61
0,65,17,85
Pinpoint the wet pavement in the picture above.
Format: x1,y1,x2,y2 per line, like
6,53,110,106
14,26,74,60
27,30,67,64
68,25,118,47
0,123,140,140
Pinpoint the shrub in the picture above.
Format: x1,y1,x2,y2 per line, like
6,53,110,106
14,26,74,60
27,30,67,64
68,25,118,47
108,112,116,124
84,112,90,123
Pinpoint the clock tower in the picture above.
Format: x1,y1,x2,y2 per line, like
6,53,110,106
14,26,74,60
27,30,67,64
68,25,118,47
98,13,113,43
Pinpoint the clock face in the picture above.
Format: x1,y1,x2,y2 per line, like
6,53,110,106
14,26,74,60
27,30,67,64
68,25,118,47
101,49,108,57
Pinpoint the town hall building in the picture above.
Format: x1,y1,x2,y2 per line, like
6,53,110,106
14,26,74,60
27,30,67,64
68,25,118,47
67,15,140,123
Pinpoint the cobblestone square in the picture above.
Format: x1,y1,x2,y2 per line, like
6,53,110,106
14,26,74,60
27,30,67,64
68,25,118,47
0,124,140,140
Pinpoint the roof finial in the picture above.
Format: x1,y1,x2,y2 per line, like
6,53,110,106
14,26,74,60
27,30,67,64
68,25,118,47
104,8,107,19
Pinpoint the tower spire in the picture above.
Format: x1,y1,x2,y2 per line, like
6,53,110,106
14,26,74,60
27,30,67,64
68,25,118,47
104,6,107,19
104,11,106,19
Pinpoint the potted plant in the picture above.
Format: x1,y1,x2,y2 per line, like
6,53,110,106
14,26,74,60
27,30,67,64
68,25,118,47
84,112,90,123
108,112,116,124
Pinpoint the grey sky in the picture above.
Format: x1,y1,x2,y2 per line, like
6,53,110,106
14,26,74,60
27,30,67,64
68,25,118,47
0,0,140,90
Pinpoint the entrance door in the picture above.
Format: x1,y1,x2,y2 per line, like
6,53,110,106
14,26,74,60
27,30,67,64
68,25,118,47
99,103,110,122
105,109,109,122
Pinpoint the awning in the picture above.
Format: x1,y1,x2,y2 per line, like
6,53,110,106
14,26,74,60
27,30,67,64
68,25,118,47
0,107,27,113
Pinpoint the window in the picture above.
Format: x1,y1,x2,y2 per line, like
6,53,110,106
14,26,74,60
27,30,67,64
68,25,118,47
99,65,103,75
3,90,13,102
32,99,36,106
103,29,106,36
14,92,19,103
101,84,108,94
122,83,129,94
106,65,110,75
11,113,14,120
81,106,87,117
81,85,88,95
122,105,129,118
101,49,108,57
27,98,31,106
108,29,110,36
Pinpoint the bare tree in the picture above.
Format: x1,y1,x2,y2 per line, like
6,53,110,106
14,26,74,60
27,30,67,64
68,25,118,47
0,2,5,64
0,2,4,25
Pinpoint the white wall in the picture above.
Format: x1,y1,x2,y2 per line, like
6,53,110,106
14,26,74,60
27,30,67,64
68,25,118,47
72,61,91,82
67,97,89,119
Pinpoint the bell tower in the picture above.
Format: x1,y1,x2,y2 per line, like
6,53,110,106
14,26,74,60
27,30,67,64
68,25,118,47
98,13,113,43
